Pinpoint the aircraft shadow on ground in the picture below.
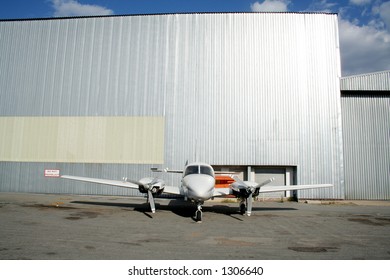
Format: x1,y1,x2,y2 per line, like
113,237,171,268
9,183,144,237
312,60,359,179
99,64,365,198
71,200,297,221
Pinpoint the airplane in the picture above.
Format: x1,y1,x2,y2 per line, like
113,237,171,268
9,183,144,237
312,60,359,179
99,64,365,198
60,162,333,222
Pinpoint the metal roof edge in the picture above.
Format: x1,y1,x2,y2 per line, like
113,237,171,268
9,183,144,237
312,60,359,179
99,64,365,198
0,11,338,23
341,70,390,80
340,70,390,91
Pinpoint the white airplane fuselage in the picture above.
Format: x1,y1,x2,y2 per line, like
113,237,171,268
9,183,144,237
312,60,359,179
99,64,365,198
181,163,216,203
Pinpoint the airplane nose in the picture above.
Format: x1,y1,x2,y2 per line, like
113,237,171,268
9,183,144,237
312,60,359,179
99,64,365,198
184,175,215,200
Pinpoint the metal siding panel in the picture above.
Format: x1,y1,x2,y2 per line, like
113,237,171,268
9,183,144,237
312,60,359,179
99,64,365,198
0,17,168,117
0,13,343,198
0,116,164,163
341,95,390,199
341,71,390,91
0,162,145,196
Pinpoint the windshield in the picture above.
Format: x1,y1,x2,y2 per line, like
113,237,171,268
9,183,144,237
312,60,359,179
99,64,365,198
200,165,214,176
184,165,214,177
184,165,199,176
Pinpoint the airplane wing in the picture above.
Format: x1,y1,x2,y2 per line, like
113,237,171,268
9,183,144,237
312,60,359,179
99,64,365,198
61,174,182,214
151,167,183,173
61,175,182,196
159,185,182,195
228,176,333,216
230,176,333,195
61,175,138,189
258,184,333,193
213,183,333,197
212,188,232,197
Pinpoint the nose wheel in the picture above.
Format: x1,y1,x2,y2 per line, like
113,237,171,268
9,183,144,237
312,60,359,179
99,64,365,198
194,203,203,223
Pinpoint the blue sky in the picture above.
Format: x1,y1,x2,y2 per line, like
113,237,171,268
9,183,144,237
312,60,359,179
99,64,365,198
0,0,389,76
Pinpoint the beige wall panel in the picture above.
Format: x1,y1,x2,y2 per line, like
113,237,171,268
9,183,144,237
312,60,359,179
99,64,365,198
0,117,164,163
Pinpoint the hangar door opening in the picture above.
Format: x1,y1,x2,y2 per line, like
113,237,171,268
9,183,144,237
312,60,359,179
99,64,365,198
213,166,296,200
253,167,295,200
213,166,247,180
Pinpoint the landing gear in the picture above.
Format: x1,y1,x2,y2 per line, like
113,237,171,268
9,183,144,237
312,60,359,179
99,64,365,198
194,203,203,223
239,198,252,216
239,200,246,215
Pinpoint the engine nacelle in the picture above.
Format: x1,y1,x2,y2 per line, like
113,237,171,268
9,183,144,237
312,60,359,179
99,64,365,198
230,181,259,198
138,177,165,195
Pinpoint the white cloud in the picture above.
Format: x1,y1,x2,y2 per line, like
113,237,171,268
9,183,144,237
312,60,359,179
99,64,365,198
349,0,371,6
339,1,390,75
306,0,338,13
338,18,390,75
51,0,113,17
378,1,390,30
250,0,290,12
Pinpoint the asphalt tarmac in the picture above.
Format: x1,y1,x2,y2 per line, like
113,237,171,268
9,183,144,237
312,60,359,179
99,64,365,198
0,192,389,260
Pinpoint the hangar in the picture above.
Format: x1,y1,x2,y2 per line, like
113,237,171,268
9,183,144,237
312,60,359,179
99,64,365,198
0,12,388,200
340,70,390,199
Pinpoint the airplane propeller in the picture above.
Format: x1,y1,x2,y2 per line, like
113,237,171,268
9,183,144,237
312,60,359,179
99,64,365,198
147,188,156,213
231,176,274,216
123,177,164,213
233,176,255,216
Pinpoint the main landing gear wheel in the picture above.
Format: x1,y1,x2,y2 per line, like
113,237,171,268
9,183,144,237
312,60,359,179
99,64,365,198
239,202,246,215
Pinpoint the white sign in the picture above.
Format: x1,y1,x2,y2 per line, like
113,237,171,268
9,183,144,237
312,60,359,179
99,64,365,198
44,169,60,177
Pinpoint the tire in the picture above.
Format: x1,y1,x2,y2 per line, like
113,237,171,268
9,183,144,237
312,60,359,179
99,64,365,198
240,203,246,215
196,210,202,222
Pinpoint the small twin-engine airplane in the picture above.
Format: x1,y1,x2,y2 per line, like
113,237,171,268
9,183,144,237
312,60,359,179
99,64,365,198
61,162,332,222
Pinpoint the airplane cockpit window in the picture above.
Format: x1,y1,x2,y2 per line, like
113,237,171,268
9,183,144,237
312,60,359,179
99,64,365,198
184,166,199,176
200,165,213,177
184,165,214,177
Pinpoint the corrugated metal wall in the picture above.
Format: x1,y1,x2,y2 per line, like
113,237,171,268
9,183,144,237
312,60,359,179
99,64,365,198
0,162,144,196
0,116,164,163
341,93,390,199
341,71,390,200
0,13,343,198
341,71,390,91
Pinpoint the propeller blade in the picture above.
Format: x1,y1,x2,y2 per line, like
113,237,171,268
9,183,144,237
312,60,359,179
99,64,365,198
233,175,254,194
232,175,246,187
246,193,253,216
147,190,156,213
256,177,275,188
